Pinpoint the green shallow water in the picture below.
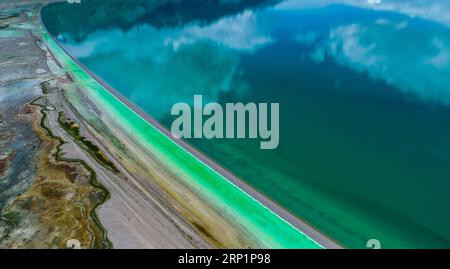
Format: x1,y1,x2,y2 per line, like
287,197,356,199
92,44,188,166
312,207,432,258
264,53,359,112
42,0,450,248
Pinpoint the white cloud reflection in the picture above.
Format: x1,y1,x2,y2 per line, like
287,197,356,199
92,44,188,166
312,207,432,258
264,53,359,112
61,9,273,57
58,10,273,117
164,10,274,51
61,1,450,107
302,18,450,105
276,0,450,28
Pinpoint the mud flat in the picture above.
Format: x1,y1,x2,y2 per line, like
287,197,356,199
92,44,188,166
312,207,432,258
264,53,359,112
0,0,109,248
0,0,208,248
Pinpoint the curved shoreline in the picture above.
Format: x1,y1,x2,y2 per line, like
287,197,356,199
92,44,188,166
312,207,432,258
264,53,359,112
39,5,341,249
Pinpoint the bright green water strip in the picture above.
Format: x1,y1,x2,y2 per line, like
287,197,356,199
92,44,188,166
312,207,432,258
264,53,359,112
40,26,323,249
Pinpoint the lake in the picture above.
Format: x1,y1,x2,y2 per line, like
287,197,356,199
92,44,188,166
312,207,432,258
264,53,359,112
42,0,450,248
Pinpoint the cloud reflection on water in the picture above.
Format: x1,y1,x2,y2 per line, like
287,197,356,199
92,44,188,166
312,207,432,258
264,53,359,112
277,0,450,28
61,0,450,107
59,9,274,117
294,12,450,105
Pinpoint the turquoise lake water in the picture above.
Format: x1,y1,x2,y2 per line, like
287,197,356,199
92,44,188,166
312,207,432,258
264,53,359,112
42,0,450,248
